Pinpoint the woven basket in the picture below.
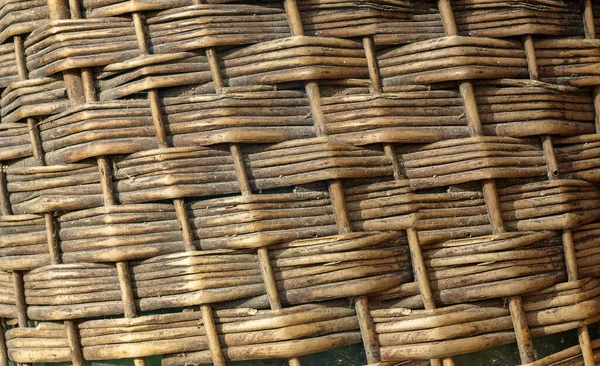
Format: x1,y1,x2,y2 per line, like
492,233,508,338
0,0,600,365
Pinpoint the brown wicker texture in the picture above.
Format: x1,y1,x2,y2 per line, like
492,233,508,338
1,0,600,365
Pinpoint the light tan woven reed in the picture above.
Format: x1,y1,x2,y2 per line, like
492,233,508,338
0,0,600,365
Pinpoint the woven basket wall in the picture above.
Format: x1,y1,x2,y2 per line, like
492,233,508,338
1,0,600,365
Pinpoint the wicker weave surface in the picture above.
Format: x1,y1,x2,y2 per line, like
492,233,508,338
1,0,600,365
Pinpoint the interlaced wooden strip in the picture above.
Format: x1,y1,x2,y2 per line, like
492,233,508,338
521,32,596,366
0,0,600,365
362,27,449,366
0,164,10,366
4,13,50,366
436,0,536,363
281,2,383,365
